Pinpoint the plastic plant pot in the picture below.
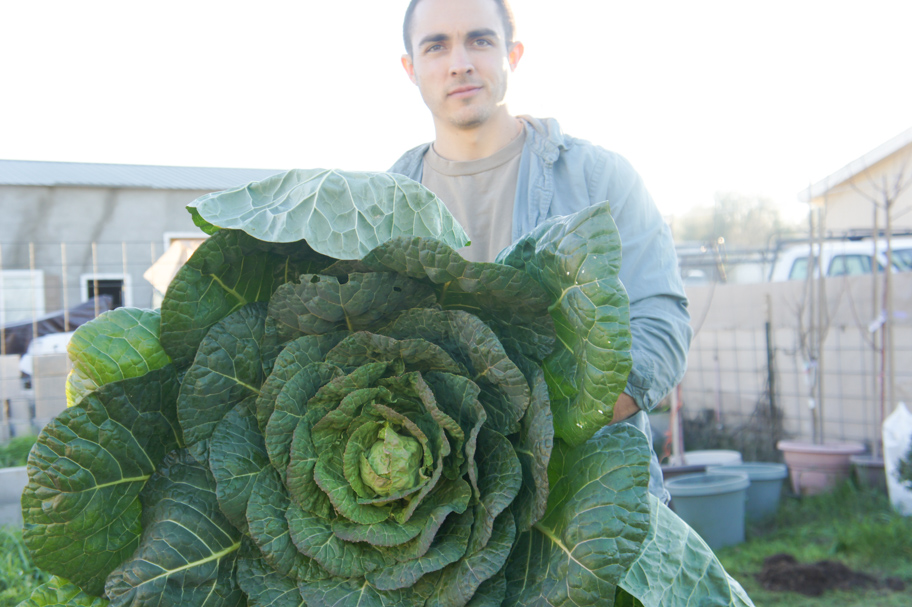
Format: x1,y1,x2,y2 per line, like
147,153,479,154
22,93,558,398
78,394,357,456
682,450,743,467
708,462,788,520
777,440,865,496
666,471,750,549
850,454,886,491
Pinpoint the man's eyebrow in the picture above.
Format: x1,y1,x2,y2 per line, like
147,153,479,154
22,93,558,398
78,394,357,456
467,28,499,40
417,33,449,48
417,28,501,49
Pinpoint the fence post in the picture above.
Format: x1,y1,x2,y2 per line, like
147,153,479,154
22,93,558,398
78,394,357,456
61,242,69,331
92,242,100,317
0,243,5,357
122,241,128,307
29,242,37,341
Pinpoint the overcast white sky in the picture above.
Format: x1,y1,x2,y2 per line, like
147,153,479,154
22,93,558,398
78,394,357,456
1,0,910,220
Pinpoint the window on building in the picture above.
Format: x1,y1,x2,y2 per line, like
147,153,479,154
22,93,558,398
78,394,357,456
80,274,132,309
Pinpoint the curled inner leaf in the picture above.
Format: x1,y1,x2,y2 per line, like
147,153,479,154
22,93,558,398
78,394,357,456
360,422,428,498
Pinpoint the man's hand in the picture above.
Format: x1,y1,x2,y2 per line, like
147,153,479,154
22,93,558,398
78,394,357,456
609,392,640,424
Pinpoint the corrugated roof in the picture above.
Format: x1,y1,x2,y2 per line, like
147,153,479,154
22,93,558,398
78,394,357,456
799,126,912,202
0,159,284,190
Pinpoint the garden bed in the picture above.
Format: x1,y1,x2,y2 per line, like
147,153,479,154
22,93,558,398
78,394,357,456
717,482,912,606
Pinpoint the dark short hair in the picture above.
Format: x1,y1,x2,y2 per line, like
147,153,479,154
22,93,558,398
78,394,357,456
403,0,516,55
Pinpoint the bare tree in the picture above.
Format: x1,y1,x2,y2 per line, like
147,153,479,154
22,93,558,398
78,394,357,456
850,152,912,455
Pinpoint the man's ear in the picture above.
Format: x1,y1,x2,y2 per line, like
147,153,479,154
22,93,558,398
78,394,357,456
508,41,524,71
401,54,418,85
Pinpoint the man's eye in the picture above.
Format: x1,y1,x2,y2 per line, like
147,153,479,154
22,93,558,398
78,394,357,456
425,44,443,53
473,38,492,47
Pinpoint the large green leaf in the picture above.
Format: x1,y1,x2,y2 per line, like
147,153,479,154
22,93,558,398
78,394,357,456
209,398,271,534
365,509,473,591
21,367,182,596
379,308,531,436
417,510,516,607
618,495,755,607
255,332,347,430
503,424,650,607
104,450,244,607
296,578,414,607
186,169,469,257
498,201,633,447
16,576,110,607
177,303,268,458
285,503,394,579
332,478,472,550
509,354,553,532
160,230,330,368
265,272,436,348
246,467,329,583
362,236,555,361
422,371,484,481
263,362,343,497
238,554,306,607
467,428,522,554
65,308,170,407
465,572,507,607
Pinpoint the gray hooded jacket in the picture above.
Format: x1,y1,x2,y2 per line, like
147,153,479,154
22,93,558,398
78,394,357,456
390,116,692,501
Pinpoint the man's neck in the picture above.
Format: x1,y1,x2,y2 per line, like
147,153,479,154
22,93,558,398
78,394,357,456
432,112,522,162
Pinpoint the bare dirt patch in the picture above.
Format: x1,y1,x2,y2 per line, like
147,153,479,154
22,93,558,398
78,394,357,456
757,553,906,597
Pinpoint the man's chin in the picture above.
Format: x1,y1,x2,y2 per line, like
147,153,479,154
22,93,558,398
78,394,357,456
447,110,490,130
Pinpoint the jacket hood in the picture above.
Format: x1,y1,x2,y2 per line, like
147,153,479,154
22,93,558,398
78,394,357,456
389,115,569,177
518,115,567,163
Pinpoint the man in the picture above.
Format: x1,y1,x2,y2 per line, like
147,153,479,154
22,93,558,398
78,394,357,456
390,0,692,502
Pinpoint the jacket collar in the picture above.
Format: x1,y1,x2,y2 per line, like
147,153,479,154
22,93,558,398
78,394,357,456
517,115,566,164
390,115,568,177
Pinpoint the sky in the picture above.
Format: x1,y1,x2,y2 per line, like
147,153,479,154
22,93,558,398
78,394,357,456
1,0,910,220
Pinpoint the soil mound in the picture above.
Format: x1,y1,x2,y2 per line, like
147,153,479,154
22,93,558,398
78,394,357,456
757,553,880,597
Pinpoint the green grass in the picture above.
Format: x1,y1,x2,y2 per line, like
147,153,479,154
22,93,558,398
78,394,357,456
717,482,912,606
0,436,36,469
0,525,49,607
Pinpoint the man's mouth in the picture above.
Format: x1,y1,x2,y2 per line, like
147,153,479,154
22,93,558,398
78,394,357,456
448,85,481,98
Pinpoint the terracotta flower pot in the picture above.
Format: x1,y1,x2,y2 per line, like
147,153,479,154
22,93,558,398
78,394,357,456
776,440,866,496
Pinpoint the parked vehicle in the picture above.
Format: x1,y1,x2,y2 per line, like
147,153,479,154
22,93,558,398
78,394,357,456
768,237,912,282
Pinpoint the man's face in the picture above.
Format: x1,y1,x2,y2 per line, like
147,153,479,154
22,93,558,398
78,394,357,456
402,0,522,131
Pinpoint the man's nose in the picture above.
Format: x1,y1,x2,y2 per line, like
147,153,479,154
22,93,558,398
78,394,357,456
449,45,474,76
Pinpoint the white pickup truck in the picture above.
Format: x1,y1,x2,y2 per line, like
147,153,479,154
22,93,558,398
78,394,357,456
768,238,912,281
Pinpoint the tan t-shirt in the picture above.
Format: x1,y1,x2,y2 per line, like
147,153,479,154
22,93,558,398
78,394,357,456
422,129,525,262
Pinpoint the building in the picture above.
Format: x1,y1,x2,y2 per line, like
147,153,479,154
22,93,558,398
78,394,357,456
800,127,912,235
0,159,281,324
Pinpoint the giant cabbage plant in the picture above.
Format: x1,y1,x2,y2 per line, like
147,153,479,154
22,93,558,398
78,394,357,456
19,169,753,607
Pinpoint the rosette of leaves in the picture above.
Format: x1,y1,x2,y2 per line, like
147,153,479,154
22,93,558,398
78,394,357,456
19,169,753,607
